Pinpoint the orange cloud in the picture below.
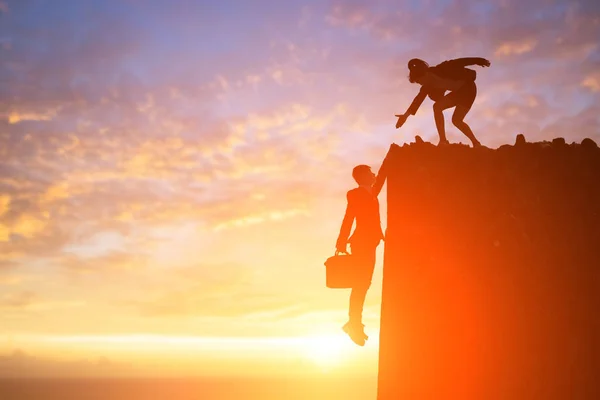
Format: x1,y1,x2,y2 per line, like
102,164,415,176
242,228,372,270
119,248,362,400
495,38,538,56
327,3,370,28
57,251,147,274
581,73,600,92
41,182,71,203
0,194,9,217
0,290,83,313
214,208,310,231
4,108,60,124
0,208,49,242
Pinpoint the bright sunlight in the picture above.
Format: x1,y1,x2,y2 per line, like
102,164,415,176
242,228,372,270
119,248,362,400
300,334,349,369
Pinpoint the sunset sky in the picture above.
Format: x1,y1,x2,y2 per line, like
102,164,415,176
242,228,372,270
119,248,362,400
1,0,599,379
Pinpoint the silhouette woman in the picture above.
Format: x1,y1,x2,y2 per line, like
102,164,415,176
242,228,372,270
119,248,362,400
395,57,491,147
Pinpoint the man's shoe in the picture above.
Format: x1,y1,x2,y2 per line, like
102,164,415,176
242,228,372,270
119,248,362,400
342,321,368,346
438,139,450,147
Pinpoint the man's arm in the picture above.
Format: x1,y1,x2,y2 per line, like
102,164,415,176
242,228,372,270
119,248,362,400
372,162,388,198
449,57,491,68
336,191,355,252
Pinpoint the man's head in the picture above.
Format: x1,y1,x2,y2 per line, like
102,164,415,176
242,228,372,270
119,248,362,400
352,165,376,186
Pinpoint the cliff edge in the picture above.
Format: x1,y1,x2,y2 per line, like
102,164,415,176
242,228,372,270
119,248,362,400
377,136,599,399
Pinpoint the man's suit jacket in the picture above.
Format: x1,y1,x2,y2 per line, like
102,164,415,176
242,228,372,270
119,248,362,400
336,174,385,250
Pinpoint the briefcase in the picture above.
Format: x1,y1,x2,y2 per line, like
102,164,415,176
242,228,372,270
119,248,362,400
324,251,358,289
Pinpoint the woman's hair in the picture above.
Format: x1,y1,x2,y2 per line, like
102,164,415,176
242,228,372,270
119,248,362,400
408,58,429,83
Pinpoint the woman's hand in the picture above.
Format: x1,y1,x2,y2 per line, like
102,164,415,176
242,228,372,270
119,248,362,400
395,113,408,129
478,58,491,67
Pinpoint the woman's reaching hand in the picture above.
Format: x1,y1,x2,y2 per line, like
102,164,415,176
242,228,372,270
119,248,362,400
395,113,408,129
478,58,491,67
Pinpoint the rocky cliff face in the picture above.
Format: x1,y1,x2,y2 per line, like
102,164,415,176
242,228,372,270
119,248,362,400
377,136,599,400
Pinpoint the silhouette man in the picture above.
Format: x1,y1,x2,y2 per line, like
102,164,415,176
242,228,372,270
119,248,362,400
395,57,491,147
336,164,385,346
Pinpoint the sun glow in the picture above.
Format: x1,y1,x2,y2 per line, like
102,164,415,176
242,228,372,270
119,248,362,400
300,334,350,369
21,334,356,365
2,332,380,377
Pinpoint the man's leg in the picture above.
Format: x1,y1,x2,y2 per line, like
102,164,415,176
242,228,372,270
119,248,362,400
348,245,376,323
349,283,369,325
452,106,480,147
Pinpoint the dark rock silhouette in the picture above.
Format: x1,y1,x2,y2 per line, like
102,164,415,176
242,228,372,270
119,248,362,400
582,137,598,150
515,133,526,146
376,136,600,399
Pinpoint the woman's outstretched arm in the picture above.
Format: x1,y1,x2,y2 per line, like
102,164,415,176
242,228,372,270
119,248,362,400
451,57,491,67
406,86,428,115
396,87,427,129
